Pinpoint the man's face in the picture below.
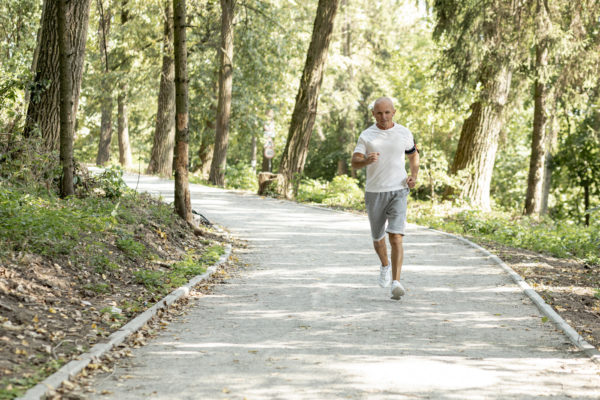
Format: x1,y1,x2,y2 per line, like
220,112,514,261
372,101,395,130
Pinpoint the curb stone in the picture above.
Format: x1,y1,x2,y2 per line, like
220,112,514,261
18,229,232,400
429,227,600,365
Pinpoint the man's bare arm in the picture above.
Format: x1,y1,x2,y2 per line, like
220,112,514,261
352,152,379,169
406,151,420,188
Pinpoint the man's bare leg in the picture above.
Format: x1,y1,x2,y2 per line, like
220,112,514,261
389,233,404,281
373,238,389,267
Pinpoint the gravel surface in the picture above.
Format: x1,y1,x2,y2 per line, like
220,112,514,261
80,175,600,399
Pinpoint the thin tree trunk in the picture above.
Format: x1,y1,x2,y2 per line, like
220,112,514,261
209,0,235,186
58,0,74,197
147,0,176,177
525,0,552,215
336,0,352,177
584,184,590,226
278,0,341,198
251,134,257,169
173,0,191,221
24,0,91,150
448,64,512,210
95,3,113,166
117,82,132,168
116,1,132,169
540,98,558,215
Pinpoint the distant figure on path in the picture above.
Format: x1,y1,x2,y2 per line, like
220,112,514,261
351,97,420,300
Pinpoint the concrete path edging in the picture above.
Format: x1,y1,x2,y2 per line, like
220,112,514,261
18,234,232,400
429,227,600,364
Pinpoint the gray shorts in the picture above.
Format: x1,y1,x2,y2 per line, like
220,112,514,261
365,188,409,241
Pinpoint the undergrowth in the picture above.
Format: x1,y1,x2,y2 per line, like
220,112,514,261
408,201,600,266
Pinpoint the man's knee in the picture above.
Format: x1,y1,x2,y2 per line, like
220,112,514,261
388,233,403,245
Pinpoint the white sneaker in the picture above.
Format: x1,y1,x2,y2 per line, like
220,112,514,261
391,280,405,300
378,265,391,288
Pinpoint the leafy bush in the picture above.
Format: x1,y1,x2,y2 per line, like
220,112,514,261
97,165,128,198
297,175,364,210
225,162,258,191
297,178,328,203
323,175,364,209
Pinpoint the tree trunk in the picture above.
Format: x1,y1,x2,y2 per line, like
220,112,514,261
173,0,191,222
278,0,341,198
58,0,74,197
251,134,257,169
116,0,132,169
524,0,552,215
448,64,512,210
24,0,91,150
336,0,352,178
117,82,132,168
147,0,176,177
209,0,235,186
95,3,113,166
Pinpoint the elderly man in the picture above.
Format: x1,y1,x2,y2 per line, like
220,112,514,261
351,97,420,300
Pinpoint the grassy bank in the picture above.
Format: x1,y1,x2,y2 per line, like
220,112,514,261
0,170,225,399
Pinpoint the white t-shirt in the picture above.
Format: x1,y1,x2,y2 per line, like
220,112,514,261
353,123,416,193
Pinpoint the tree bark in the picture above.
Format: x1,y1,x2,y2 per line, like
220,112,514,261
116,1,132,169
117,82,132,168
147,0,176,177
278,0,341,198
524,0,552,215
58,0,74,197
95,3,113,166
209,0,235,186
173,0,192,222
448,64,512,210
24,0,91,150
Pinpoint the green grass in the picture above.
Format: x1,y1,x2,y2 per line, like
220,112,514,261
0,186,114,256
408,201,600,266
0,358,65,400
133,245,224,295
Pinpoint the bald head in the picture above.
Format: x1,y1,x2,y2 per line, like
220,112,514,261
373,97,395,110
372,97,396,130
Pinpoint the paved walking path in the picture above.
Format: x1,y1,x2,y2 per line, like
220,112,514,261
82,175,600,399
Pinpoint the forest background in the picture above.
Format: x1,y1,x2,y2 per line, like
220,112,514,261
1,0,600,396
2,0,600,228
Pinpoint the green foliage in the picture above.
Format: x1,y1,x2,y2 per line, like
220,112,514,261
83,282,111,294
225,162,258,191
133,245,223,293
409,201,600,266
0,358,64,400
133,269,164,289
116,235,147,259
297,176,364,210
97,166,129,199
0,186,113,256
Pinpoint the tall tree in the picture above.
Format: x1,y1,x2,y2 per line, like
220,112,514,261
208,0,235,186
278,0,341,198
117,0,132,168
23,0,91,150
173,0,191,221
58,0,74,197
95,0,113,166
524,0,553,215
435,0,528,210
147,0,175,176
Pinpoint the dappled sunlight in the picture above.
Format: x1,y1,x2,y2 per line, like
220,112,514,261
94,178,600,399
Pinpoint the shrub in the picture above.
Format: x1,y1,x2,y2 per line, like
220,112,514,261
225,163,258,191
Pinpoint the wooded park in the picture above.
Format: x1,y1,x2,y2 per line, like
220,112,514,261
1,0,600,397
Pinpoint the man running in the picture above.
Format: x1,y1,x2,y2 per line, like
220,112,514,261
351,97,420,300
